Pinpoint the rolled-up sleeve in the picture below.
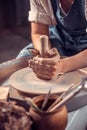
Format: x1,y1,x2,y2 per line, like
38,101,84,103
28,0,54,25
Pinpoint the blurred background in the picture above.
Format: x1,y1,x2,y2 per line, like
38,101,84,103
0,0,31,63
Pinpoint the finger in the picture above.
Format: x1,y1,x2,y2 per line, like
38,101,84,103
47,48,60,58
29,60,57,72
35,72,54,80
33,67,57,80
28,59,33,68
31,54,59,65
31,49,39,55
38,56,59,65
36,71,57,80
28,56,40,65
36,74,52,80
33,55,40,60
28,59,39,68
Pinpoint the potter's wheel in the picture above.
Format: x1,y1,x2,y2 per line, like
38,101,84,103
9,67,83,95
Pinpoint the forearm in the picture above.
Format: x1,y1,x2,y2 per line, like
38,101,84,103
60,49,87,73
31,22,51,53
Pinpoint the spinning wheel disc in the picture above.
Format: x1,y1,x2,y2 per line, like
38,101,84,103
9,67,82,95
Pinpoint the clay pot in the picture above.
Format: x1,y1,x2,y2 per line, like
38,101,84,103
29,94,67,130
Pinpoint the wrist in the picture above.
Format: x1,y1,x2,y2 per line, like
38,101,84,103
57,59,64,75
58,57,72,75
60,57,76,73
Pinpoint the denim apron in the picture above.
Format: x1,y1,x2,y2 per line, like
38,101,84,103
17,0,87,58
50,0,87,56
50,1,87,130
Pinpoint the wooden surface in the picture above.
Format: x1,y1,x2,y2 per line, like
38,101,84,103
0,86,9,100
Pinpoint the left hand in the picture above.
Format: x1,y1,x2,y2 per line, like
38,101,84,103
28,48,63,80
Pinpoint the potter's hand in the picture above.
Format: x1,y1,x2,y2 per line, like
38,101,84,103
28,48,63,80
30,49,39,56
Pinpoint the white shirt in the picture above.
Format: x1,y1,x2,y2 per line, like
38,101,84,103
29,0,57,25
29,0,87,25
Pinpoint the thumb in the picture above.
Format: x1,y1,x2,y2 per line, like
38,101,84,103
47,48,60,58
